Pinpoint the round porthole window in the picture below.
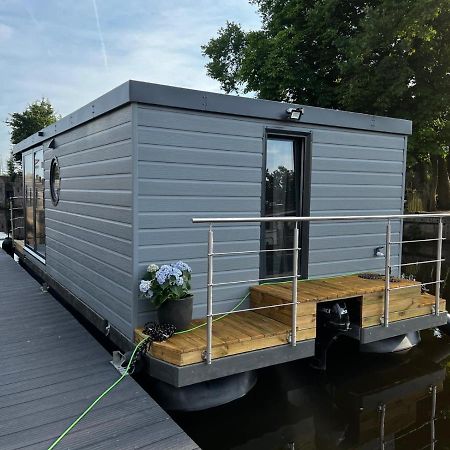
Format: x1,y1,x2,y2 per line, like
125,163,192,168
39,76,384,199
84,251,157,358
50,157,61,206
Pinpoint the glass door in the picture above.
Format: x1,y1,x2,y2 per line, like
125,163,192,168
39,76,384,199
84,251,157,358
263,135,304,277
23,147,45,259
34,149,45,257
24,152,35,249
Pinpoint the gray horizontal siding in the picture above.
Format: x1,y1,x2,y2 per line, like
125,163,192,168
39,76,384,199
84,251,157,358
134,106,407,327
135,105,262,325
45,105,134,338
308,128,405,277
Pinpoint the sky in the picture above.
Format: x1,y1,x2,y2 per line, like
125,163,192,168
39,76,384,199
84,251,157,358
0,0,261,168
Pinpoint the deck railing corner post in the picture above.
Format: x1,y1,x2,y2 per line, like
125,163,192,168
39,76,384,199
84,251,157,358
384,219,391,327
206,224,214,364
435,217,443,316
291,221,299,346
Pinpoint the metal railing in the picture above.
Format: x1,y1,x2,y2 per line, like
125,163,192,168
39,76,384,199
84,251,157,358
9,196,24,241
192,213,450,365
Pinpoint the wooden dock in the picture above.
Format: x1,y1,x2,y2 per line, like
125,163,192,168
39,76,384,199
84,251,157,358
138,275,445,367
0,250,199,450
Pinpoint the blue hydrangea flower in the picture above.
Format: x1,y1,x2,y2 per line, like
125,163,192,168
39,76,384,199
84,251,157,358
156,265,183,285
173,261,191,273
175,276,184,286
156,265,171,285
139,280,152,293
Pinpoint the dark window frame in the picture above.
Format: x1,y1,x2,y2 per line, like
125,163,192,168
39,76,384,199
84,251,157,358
50,157,61,206
260,129,312,280
22,146,46,260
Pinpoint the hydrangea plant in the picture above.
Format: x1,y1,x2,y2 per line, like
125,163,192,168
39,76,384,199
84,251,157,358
139,261,192,307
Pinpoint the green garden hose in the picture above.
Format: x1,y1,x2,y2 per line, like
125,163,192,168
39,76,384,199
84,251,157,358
47,336,150,450
47,270,363,448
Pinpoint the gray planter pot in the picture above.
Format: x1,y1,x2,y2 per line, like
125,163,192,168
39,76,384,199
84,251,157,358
157,295,193,331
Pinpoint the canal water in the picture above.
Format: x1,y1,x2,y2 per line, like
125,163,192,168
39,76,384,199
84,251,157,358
172,331,450,449
171,220,450,450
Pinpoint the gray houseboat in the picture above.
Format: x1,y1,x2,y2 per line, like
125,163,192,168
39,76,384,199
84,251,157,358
11,81,447,394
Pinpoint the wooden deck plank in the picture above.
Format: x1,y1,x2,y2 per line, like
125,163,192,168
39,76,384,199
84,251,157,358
0,251,198,450
363,301,446,327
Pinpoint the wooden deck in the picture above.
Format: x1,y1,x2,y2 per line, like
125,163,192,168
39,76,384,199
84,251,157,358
139,275,445,367
0,250,198,450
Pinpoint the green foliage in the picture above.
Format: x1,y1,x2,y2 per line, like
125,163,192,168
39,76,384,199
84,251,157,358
6,150,16,180
203,0,376,106
203,0,449,140
204,0,450,210
6,99,59,145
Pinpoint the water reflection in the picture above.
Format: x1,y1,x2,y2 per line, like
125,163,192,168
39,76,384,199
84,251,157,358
173,332,450,449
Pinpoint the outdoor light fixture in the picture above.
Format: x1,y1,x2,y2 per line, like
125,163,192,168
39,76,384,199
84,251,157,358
286,107,304,120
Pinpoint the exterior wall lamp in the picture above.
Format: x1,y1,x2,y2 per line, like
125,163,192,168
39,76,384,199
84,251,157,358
286,107,304,120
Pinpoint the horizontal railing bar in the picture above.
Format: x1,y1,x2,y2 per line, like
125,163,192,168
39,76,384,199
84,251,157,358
193,213,450,224
389,280,444,291
391,238,446,244
212,247,301,256
212,275,300,287
390,259,445,268
12,216,24,220
209,301,302,317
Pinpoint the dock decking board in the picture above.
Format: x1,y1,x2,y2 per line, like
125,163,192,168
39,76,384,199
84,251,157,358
0,251,198,450
140,274,446,368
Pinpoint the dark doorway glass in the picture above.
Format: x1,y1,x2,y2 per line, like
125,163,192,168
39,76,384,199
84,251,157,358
24,152,34,249
23,147,46,258
34,148,45,257
264,137,302,277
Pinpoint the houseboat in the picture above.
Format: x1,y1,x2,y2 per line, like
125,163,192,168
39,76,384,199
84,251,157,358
10,81,448,407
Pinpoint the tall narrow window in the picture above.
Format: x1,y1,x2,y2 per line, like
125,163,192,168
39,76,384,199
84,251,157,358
263,136,304,277
24,152,35,249
34,149,45,257
23,147,45,259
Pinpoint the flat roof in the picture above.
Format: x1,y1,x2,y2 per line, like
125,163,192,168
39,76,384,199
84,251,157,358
14,80,412,154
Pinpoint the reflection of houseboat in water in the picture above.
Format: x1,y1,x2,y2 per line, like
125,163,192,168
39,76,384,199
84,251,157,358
176,335,448,449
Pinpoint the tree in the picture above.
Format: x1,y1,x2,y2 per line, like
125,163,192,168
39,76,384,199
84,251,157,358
5,99,59,181
6,99,59,145
203,0,450,210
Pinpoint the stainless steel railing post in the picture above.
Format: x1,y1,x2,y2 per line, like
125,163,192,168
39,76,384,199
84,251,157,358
291,222,299,346
435,218,443,316
384,219,391,327
9,198,14,241
206,224,214,364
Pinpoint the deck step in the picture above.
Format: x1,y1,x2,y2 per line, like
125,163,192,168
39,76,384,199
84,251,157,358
250,275,444,332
